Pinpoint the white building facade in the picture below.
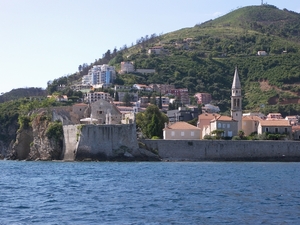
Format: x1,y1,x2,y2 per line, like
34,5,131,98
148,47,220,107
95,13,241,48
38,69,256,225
82,64,116,86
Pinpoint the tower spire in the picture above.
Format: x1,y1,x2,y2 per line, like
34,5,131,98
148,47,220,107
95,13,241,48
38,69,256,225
231,66,242,131
232,66,241,89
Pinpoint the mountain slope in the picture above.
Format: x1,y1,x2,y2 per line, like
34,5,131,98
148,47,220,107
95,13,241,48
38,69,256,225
23,4,300,116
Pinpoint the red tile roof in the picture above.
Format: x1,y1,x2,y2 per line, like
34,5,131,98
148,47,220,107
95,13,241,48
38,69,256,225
211,115,236,122
259,120,291,127
164,122,200,130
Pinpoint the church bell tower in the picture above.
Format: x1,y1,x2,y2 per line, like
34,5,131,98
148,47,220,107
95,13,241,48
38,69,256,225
231,67,242,131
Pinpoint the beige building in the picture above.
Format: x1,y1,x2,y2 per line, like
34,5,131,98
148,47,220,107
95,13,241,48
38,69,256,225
242,116,262,136
292,126,300,140
86,92,110,103
163,122,201,140
150,84,175,94
210,115,238,137
198,113,220,139
148,46,164,54
258,120,292,138
120,61,134,74
89,99,122,124
72,103,88,121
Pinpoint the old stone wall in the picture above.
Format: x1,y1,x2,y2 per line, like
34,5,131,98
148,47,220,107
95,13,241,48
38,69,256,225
140,140,300,161
63,123,139,161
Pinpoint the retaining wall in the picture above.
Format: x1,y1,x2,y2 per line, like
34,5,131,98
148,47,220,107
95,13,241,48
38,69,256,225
140,140,300,161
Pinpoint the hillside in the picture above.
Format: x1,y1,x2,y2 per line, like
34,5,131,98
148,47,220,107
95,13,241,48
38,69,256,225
2,4,300,117
113,4,300,115
0,88,46,103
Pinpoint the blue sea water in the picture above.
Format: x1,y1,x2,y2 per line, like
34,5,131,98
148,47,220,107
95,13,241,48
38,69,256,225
0,161,299,225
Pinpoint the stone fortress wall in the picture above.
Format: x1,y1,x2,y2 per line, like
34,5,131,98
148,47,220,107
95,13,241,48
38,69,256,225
62,123,140,161
140,139,300,161
62,122,300,161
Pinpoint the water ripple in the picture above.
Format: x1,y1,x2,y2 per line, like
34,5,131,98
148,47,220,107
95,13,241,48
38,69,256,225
0,161,300,224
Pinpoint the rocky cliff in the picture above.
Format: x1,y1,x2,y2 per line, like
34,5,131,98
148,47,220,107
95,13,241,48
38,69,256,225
0,120,19,159
8,110,64,160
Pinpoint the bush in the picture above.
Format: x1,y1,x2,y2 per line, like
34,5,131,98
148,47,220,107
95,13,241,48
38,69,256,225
18,115,31,129
232,136,241,140
151,136,160,140
46,121,63,141
204,135,213,140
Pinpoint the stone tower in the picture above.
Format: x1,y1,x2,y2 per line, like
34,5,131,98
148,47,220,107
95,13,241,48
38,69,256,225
231,67,242,131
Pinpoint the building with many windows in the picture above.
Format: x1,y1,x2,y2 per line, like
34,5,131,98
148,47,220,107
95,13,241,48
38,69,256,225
166,88,189,105
82,64,116,87
194,93,212,105
163,122,201,140
85,92,110,103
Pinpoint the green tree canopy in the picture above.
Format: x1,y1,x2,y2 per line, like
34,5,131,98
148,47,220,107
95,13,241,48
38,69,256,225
136,105,168,139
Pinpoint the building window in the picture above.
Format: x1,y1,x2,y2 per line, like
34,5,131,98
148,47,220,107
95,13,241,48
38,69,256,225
171,131,175,136
275,128,279,133
181,132,184,136
191,131,194,136
222,124,226,128
266,128,269,132
285,128,288,133
227,124,230,128
218,123,221,128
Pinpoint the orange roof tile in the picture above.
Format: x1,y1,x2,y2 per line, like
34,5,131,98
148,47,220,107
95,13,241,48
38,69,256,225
242,116,262,121
211,115,236,122
164,122,200,130
198,113,220,120
259,120,291,127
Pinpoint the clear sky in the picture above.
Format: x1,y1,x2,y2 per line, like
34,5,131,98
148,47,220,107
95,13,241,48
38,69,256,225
0,0,299,94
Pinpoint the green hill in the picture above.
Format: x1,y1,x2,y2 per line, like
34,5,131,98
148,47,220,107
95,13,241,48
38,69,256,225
0,88,46,103
10,4,300,117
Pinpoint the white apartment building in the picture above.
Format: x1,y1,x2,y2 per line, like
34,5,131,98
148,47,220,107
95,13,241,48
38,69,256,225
82,64,116,86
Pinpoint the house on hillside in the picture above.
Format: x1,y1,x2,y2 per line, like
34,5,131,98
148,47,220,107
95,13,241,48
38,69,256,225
266,113,283,120
257,51,267,56
167,107,199,123
132,84,152,92
194,93,212,104
148,46,164,54
166,88,189,105
163,122,201,140
120,61,134,74
85,92,110,103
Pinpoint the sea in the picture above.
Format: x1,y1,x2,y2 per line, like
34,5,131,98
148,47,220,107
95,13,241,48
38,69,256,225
0,161,299,225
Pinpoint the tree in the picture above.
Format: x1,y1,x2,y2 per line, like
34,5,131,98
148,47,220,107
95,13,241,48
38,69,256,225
211,129,224,139
122,92,131,106
150,93,157,105
147,114,161,138
238,130,245,139
136,105,168,139
158,92,162,109
114,92,119,101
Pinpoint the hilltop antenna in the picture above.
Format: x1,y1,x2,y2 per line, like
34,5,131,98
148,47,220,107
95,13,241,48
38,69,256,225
261,0,263,5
